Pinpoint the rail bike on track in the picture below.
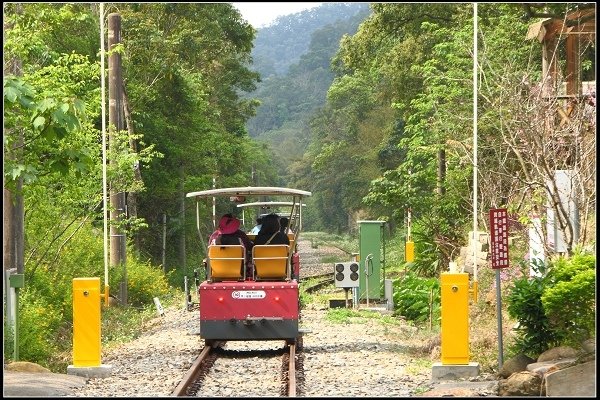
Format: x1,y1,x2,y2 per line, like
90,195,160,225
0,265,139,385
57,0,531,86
185,186,311,347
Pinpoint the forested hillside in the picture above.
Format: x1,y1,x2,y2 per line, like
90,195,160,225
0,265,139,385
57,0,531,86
246,3,371,170
251,3,370,77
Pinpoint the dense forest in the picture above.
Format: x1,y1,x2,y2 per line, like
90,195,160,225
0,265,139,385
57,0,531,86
3,3,595,368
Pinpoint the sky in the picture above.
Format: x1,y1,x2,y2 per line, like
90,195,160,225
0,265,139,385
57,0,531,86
232,2,323,28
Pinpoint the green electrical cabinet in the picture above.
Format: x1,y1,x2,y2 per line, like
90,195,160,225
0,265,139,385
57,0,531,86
358,220,385,301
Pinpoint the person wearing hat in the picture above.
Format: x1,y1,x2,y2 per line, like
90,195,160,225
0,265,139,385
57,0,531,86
208,214,254,278
209,213,253,250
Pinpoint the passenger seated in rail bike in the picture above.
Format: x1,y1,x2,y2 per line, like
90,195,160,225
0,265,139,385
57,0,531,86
209,214,253,248
249,216,263,235
254,213,290,246
279,217,293,234
252,213,291,280
207,214,254,278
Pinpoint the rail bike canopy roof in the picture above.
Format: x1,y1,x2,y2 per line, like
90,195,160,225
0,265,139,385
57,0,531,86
236,201,307,209
188,187,310,246
236,201,307,225
186,186,311,199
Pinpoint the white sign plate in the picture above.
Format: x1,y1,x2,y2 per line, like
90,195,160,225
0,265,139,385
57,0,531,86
231,290,266,299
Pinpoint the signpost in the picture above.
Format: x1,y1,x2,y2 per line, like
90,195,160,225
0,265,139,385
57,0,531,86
489,208,509,368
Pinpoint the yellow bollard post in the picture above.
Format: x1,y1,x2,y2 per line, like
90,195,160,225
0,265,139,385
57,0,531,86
432,272,479,381
73,278,101,367
405,241,415,262
68,278,112,378
440,273,469,365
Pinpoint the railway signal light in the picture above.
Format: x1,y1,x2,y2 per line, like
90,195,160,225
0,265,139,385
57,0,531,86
334,262,360,288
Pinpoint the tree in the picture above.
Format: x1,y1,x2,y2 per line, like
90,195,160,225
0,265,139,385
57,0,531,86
309,3,466,254
107,3,262,266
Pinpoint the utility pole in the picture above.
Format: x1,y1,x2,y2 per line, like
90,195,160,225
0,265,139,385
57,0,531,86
4,3,25,361
179,166,186,277
162,213,167,273
108,13,127,304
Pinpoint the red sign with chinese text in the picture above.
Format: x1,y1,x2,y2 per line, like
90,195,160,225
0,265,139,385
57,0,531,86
490,208,509,269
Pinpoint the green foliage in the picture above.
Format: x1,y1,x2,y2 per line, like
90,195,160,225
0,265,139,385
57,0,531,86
403,185,469,277
109,256,176,308
3,322,15,360
114,3,264,265
378,233,406,275
393,272,440,323
3,75,93,188
11,218,176,368
542,252,596,345
409,226,440,278
506,251,596,358
4,4,101,190
107,130,162,195
506,260,563,358
356,5,472,268
11,290,64,368
546,251,596,282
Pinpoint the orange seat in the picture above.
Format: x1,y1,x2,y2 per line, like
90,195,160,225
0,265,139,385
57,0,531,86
252,245,289,280
207,245,245,281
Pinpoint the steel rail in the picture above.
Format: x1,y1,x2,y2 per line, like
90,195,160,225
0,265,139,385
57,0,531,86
288,343,297,397
172,341,221,396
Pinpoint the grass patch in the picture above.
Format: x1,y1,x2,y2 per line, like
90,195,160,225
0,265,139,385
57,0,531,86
411,385,432,395
325,308,365,324
321,255,341,263
405,357,431,374
101,304,158,348
324,307,406,325
379,314,402,325
303,231,358,254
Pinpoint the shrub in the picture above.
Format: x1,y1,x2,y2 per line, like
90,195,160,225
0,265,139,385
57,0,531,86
109,256,175,308
10,289,64,368
410,225,441,277
506,259,563,357
542,251,596,346
393,272,440,323
505,252,596,359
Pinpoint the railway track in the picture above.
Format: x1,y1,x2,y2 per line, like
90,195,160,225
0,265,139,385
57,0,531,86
172,340,303,397
302,272,334,293
172,239,342,397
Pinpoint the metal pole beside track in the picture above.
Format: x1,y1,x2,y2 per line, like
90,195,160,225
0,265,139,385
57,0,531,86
495,269,504,368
